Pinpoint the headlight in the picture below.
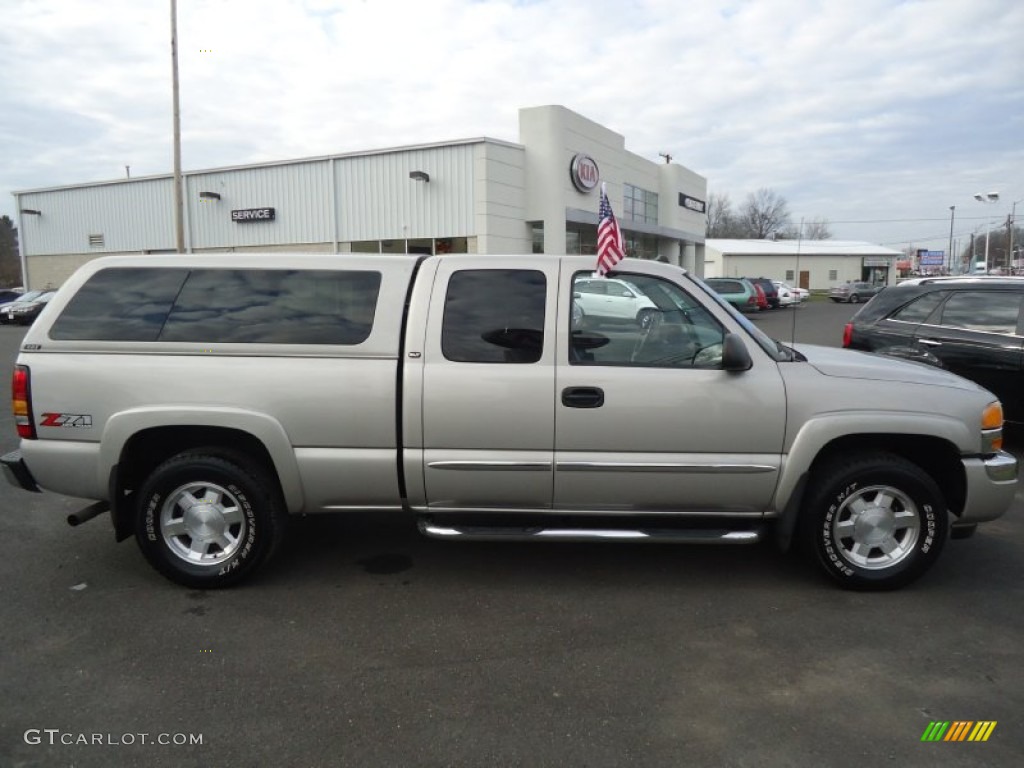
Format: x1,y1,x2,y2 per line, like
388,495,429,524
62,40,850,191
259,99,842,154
981,402,1004,453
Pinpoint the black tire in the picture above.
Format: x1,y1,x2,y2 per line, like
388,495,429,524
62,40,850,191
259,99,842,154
849,294,860,304
800,452,948,590
135,451,287,588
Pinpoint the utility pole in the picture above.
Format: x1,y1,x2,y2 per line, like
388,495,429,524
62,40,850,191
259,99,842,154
947,205,955,273
1009,201,1017,275
171,0,185,254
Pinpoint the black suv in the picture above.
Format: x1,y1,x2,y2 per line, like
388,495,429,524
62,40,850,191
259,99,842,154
743,277,780,309
843,276,1024,425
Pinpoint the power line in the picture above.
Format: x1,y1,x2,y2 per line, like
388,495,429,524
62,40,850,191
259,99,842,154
829,214,1012,224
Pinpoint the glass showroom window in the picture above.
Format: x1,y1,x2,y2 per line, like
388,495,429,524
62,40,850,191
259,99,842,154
624,184,659,225
566,224,597,255
624,233,659,260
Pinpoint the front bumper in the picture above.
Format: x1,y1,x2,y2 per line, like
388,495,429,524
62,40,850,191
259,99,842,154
958,451,1018,524
1,450,41,493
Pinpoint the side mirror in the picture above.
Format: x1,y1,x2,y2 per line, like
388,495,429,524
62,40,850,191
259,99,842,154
573,292,582,299
722,333,753,372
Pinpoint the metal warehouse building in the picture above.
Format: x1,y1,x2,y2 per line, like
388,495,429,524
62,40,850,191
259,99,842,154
704,239,903,291
13,105,708,289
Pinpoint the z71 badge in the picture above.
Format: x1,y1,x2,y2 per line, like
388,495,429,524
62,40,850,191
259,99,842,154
40,413,93,428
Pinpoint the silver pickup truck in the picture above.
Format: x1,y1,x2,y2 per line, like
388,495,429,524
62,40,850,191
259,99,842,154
3,254,1018,590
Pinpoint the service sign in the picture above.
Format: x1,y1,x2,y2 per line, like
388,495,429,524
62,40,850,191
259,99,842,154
569,154,600,193
679,194,706,214
231,207,276,223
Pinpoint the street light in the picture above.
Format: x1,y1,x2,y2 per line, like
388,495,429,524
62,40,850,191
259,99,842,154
974,192,1000,273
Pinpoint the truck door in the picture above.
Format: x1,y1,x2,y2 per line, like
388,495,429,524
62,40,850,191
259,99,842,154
554,267,786,514
415,258,559,511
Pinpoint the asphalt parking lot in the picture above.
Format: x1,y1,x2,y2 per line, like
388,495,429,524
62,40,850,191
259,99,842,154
1,303,1022,768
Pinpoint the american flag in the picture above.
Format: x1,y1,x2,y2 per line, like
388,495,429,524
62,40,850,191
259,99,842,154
596,184,625,276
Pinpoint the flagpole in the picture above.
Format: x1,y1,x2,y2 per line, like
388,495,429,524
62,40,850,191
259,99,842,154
171,0,185,254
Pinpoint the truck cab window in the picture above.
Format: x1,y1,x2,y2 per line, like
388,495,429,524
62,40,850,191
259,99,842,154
442,269,547,363
570,272,725,368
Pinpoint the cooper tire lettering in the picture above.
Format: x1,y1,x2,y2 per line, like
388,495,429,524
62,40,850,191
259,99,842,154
799,452,948,590
134,450,286,589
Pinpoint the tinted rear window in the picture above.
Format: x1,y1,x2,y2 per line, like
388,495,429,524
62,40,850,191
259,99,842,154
441,269,546,363
890,291,944,323
707,280,744,293
50,267,381,345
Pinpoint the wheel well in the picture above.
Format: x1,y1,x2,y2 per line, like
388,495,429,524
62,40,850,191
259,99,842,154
110,426,281,542
807,434,966,516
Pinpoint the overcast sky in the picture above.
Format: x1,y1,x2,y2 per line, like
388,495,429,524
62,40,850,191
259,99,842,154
2,0,1022,258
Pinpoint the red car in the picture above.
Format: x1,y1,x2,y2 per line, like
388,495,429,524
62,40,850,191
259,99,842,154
752,282,769,311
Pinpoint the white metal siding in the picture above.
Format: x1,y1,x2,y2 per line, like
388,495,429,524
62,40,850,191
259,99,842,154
18,180,175,256
335,145,476,241
186,162,333,249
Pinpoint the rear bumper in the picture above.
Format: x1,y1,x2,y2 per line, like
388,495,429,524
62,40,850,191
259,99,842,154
958,451,1018,524
1,450,41,493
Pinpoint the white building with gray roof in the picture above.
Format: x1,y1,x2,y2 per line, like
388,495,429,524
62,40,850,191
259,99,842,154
704,239,902,291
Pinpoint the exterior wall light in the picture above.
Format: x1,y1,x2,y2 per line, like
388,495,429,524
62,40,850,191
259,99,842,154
409,171,430,182
199,191,221,200
20,209,42,215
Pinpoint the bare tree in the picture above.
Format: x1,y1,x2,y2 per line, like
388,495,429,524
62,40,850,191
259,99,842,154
802,217,832,240
705,192,737,237
738,188,791,239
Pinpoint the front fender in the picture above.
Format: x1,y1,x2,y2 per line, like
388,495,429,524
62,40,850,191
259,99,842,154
773,411,971,548
100,406,304,513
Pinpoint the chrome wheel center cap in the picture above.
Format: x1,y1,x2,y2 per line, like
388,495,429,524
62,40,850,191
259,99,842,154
186,504,224,539
854,507,894,547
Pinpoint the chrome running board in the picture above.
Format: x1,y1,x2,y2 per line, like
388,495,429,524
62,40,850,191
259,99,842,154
417,517,762,545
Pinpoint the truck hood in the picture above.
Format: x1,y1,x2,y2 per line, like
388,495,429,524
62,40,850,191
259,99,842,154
793,344,984,392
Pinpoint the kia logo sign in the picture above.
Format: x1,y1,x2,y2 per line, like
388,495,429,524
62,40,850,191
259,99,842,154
569,154,600,193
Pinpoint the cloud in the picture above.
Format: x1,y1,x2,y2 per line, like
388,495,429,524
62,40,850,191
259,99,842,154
2,0,1022,255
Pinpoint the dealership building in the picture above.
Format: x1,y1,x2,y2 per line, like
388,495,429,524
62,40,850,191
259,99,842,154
12,105,709,289
704,239,903,291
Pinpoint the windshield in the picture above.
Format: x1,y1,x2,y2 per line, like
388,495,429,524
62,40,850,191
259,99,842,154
13,290,44,303
686,274,792,361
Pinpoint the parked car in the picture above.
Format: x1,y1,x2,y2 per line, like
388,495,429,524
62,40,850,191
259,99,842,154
703,277,760,313
1,290,55,325
830,281,882,303
772,280,807,304
573,276,657,328
771,281,798,307
843,276,1024,425
751,281,769,311
0,287,25,305
744,277,780,309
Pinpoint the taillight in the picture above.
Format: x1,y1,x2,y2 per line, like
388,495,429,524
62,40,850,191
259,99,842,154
12,365,35,439
842,323,853,348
